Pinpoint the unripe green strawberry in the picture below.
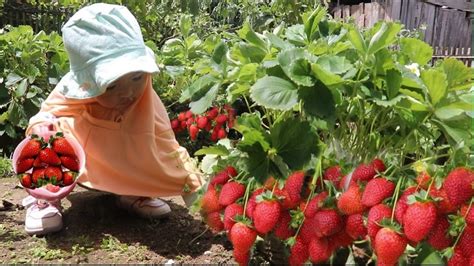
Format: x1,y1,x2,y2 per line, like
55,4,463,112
219,182,245,206
374,228,407,265
223,203,244,231
273,210,294,240
253,200,281,234
345,213,367,240
367,204,392,240
230,222,257,251
288,237,309,266
308,237,331,263
313,209,343,237
201,185,222,213
403,201,437,242
284,171,305,208
427,216,452,250
361,177,395,207
338,184,366,215
304,191,328,218
443,167,474,207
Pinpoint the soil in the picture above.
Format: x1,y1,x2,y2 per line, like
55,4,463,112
0,177,235,264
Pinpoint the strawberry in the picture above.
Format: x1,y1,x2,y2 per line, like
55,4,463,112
216,114,228,124
372,158,386,172
313,209,343,237
197,116,208,129
226,166,238,177
171,119,180,131
186,117,195,128
288,237,309,266
189,124,199,141
19,137,42,160
427,216,452,250
233,249,249,266
219,182,245,206
352,158,386,182
246,188,265,218
184,110,193,119
32,168,46,184
304,191,328,218
273,188,294,210
15,158,34,173
39,147,61,165
443,167,474,207
458,225,474,258
284,171,305,208
394,186,417,225
337,184,366,215
177,112,186,121
51,135,76,157
339,174,356,190
205,211,224,233
201,185,222,213
180,120,187,130
299,218,318,244
210,126,219,142
230,222,257,251
403,201,437,242
345,213,367,240
45,183,60,193
324,165,343,187
374,228,407,265
447,248,468,266
223,203,244,231
253,199,281,234
60,156,79,171
217,128,227,139
361,177,395,207
367,204,392,240
206,107,219,120
416,171,431,190
328,229,353,250
33,156,46,168
210,172,230,186
19,173,32,188
62,171,76,186
273,210,294,240
460,204,474,225
308,237,331,263
44,166,63,181
429,187,457,214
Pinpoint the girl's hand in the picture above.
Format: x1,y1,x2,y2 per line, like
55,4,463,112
30,122,56,136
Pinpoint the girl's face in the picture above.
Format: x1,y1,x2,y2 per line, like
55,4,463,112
96,72,149,110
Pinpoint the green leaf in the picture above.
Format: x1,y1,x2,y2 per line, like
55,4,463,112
385,68,402,99
189,83,219,114
212,41,228,65
238,63,259,82
316,55,354,75
285,25,306,46
347,25,366,54
250,76,298,110
367,22,401,55
374,95,407,107
179,15,192,37
311,63,343,86
240,142,270,183
266,33,294,50
5,73,22,87
180,75,218,102
413,243,444,265
434,102,473,120
302,6,326,42
278,48,315,86
400,38,433,65
441,58,472,90
235,113,270,152
237,21,267,52
270,118,319,170
15,79,28,98
299,82,335,120
421,69,447,106
194,145,230,156
434,119,471,144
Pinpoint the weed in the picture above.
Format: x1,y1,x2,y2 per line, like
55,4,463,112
100,234,128,253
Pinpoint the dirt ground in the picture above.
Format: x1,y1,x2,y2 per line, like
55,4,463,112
0,176,235,264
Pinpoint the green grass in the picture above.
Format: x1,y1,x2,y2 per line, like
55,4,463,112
0,156,12,178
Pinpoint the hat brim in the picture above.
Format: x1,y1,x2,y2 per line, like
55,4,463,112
58,46,159,99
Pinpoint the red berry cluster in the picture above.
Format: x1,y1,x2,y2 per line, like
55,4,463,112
171,105,236,141
15,132,79,191
199,159,474,266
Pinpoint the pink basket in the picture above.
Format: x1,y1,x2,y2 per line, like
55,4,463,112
12,131,86,201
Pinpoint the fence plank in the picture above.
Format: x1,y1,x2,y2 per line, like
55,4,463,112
334,6,342,19
420,2,437,44
343,5,351,22
351,4,365,28
423,0,472,12
390,0,402,20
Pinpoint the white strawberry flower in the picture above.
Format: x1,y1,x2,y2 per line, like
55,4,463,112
405,63,420,77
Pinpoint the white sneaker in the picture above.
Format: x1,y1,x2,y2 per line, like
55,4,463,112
24,199,63,235
116,196,171,218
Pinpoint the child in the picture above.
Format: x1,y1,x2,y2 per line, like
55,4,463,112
24,3,205,235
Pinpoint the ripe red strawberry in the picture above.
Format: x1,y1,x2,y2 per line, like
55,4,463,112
374,228,407,265
416,171,431,190
352,158,385,182
313,209,343,237
304,191,328,218
427,216,452,250
223,203,244,231
201,185,222,213
44,166,63,181
32,168,46,184
372,158,386,172
184,110,193,119
429,187,457,214
394,186,417,225
210,126,219,142
60,156,79,171
205,211,224,233
338,174,356,190
51,135,76,157
177,112,186,121
45,183,60,193
19,137,42,160
15,158,34,173
338,184,366,215
233,249,250,266
33,156,46,168
206,107,219,120
324,165,343,187
367,204,392,240
345,213,367,240
458,225,474,258
288,237,309,266
361,178,395,207
216,114,228,124
219,182,245,206
299,218,318,244
226,166,238,177
443,167,474,207
217,128,227,139
189,124,199,141
19,173,32,188
403,201,437,242
273,188,294,210
447,248,468,266
246,188,265,218
197,116,208,129
328,229,353,250
284,171,305,208
308,237,331,263
62,171,76,186
253,199,281,234
460,204,474,225
39,148,61,165
210,172,230,186
171,119,180,131
273,210,294,240
230,222,257,251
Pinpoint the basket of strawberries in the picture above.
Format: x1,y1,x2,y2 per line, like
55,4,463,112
12,131,85,202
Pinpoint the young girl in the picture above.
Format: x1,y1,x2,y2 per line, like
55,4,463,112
24,3,204,235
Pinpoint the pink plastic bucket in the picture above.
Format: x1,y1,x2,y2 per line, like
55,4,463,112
12,131,86,201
